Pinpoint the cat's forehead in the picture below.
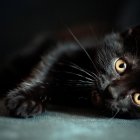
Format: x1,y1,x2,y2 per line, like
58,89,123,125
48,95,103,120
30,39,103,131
101,33,124,57
121,25,140,55
104,33,123,49
103,30,140,58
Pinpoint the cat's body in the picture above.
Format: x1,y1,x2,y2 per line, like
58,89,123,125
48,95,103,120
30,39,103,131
2,25,140,118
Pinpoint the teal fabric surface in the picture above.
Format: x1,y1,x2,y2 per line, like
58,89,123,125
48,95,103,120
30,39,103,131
0,106,140,140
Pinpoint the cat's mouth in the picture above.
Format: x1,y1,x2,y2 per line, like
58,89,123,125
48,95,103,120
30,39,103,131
103,84,140,117
106,85,140,106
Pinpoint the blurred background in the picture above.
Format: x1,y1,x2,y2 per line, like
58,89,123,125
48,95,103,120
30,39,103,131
0,0,140,59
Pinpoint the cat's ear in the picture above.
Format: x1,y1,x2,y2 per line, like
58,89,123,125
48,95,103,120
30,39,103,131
120,25,140,52
121,25,140,38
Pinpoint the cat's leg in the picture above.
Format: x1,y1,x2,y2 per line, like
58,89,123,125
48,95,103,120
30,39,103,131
5,41,80,117
5,61,50,118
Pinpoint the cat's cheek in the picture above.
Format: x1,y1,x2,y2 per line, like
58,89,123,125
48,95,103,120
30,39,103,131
129,104,140,118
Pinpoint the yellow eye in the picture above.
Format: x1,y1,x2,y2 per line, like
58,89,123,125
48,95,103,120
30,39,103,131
115,59,127,74
132,93,140,106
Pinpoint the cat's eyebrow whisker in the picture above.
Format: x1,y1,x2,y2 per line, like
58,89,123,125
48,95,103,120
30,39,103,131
64,71,95,82
66,26,100,75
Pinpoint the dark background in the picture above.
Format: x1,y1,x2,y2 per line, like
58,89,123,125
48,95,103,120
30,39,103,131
0,0,140,58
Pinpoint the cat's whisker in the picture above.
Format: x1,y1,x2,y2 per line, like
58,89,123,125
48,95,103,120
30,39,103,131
110,109,120,120
65,84,94,87
67,79,95,83
64,79,95,87
66,26,100,75
90,72,100,81
64,71,95,82
68,62,99,81
67,83,94,86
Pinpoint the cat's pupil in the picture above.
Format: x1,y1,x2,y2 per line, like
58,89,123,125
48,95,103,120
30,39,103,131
138,95,140,100
119,63,125,68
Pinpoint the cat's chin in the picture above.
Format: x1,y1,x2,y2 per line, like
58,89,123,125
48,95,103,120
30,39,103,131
112,111,140,119
104,98,140,119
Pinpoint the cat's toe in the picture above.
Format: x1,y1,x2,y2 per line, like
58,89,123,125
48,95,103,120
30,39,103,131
6,94,25,111
15,100,43,118
5,94,43,118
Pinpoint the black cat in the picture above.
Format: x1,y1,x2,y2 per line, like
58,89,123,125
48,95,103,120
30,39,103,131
3,25,140,118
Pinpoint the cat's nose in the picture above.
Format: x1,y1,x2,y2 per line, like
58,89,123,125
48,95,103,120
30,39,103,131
105,85,121,100
107,85,119,99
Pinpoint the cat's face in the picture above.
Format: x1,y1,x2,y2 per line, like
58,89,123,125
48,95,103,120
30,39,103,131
95,26,140,118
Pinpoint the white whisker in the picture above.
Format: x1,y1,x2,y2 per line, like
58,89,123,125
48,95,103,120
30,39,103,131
66,26,99,74
67,79,94,84
109,109,120,120
68,62,99,80
65,71,95,82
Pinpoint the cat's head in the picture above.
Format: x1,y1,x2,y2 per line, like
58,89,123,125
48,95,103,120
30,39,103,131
96,25,140,118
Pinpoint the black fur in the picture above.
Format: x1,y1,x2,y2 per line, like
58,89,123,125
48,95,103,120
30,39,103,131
2,25,140,118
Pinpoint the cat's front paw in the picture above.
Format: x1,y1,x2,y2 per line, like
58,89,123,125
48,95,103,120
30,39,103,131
5,91,44,118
